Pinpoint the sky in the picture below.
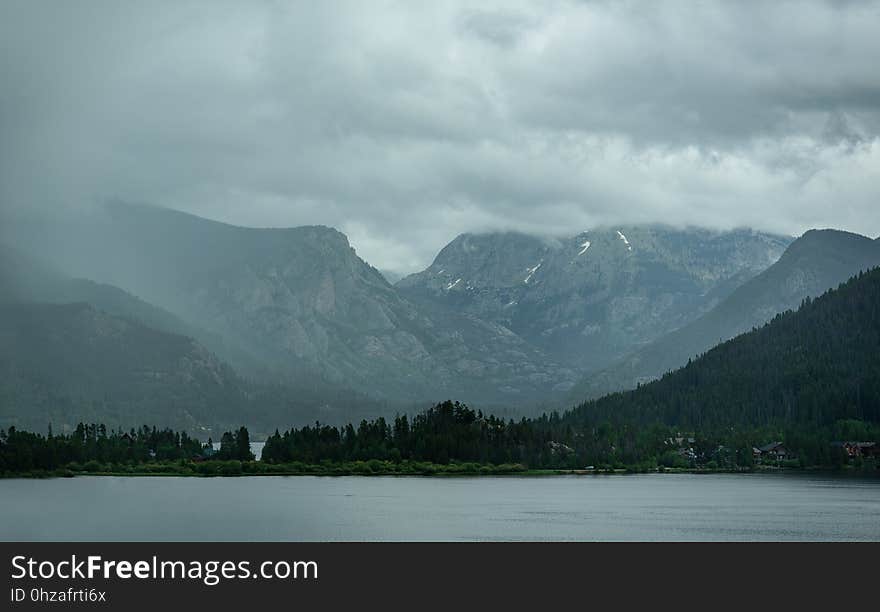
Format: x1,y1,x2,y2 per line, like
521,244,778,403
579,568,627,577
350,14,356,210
1,1,879,274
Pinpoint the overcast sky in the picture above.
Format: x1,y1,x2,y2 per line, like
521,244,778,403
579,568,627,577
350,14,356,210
2,1,879,273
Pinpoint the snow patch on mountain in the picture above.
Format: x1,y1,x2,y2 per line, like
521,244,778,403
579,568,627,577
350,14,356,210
578,240,591,256
524,263,542,284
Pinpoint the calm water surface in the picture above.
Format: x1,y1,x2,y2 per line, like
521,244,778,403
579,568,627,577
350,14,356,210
1,473,878,541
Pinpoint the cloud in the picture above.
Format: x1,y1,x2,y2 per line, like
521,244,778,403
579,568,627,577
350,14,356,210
2,0,879,273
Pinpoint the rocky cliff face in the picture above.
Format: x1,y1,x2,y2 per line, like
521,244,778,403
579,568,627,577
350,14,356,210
571,230,880,400
398,227,791,373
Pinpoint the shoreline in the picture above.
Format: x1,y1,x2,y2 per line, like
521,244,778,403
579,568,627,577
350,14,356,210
3,465,876,479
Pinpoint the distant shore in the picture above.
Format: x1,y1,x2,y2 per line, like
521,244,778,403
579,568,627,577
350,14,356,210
3,462,876,479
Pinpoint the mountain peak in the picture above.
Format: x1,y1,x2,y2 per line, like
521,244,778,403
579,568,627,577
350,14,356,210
797,228,873,242
778,228,878,265
398,225,793,374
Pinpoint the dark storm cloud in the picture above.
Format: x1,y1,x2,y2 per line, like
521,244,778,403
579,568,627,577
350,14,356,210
1,0,879,273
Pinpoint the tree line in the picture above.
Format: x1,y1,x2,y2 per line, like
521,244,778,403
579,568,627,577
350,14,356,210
262,402,878,470
2,409,877,475
0,423,253,474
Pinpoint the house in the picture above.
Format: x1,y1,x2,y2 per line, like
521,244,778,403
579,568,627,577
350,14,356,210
666,434,696,448
548,441,575,456
831,441,879,458
755,442,791,463
676,447,697,462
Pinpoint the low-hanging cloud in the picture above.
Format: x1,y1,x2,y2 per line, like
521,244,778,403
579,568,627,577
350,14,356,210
1,0,879,274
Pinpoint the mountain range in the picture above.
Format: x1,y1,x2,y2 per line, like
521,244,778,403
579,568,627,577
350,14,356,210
3,205,577,406
1,202,877,432
397,227,791,373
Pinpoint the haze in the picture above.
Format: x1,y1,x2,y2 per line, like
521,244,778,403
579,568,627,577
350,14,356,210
2,0,879,275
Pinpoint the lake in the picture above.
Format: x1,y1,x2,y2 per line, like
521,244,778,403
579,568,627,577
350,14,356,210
1,473,878,541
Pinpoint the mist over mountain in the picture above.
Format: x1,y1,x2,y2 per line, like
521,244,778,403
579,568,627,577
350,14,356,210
7,201,880,428
1,244,198,338
572,229,880,400
0,301,247,433
2,204,576,406
1,204,791,411
0,299,390,435
1,2,880,552
0,244,400,433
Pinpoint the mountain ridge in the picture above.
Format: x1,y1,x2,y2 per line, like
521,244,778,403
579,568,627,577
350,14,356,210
17,204,869,414
571,228,880,400
397,225,792,373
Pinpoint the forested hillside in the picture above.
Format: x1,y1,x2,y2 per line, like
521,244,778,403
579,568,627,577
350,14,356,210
566,266,880,429
0,302,250,431
0,302,390,434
